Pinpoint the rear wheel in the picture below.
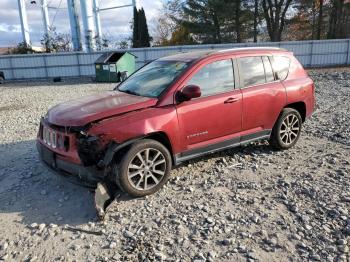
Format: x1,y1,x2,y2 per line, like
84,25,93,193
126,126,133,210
270,108,302,150
113,139,172,197
0,76,4,84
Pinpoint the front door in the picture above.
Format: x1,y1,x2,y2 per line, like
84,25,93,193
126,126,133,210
176,58,242,153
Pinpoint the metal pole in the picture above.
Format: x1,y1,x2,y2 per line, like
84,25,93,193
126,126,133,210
17,0,31,47
80,0,96,52
40,0,50,36
98,4,134,11
132,0,136,26
67,0,82,51
93,0,102,45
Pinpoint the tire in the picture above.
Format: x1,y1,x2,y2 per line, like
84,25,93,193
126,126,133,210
0,76,4,84
113,139,172,197
270,108,302,150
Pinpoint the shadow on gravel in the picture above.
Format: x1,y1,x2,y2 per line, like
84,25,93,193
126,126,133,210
0,139,273,226
178,140,275,167
0,140,99,226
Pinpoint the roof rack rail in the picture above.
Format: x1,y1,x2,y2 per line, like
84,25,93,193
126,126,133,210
216,47,287,53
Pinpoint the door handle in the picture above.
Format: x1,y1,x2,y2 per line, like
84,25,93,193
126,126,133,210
224,97,239,103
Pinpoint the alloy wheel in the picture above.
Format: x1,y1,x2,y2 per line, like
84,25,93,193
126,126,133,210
127,148,166,191
280,114,300,145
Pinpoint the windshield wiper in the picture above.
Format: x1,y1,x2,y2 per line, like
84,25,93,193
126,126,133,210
119,89,141,96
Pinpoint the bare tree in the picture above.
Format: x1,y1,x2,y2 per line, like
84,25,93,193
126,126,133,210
262,0,293,41
253,0,259,42
317,0,324,39
152,0,184,46
41,28,72,53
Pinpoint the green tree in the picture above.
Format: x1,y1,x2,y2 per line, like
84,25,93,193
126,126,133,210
180,0,255,44
132,7,152,47
139,8,152,47
132,7,140,47
181,0,226,43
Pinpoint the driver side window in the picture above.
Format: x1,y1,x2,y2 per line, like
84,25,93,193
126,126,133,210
187,59,235,97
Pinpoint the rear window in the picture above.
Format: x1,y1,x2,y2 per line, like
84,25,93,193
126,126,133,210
272,56,291,80
239,56,266,87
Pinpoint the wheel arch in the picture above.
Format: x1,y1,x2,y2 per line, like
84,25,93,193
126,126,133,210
143,132,174,160
103,131,175,166
284,102,306,122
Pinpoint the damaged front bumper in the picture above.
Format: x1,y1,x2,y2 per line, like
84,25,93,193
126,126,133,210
37,141,118,220
37,141,103,188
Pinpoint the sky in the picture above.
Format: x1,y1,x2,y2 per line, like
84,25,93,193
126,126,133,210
0,0,163,47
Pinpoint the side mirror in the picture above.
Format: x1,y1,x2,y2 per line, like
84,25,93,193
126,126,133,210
177,85,201,102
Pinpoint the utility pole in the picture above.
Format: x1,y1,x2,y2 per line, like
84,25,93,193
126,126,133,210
67,0,82,51
80,0,96,52
17,0,31,47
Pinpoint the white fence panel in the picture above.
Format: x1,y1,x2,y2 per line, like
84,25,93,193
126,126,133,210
0,39,349,80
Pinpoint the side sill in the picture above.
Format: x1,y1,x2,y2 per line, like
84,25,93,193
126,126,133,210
174,130,271,166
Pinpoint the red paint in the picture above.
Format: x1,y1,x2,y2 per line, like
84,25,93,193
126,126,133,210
38,48,315,169
47,91,157,126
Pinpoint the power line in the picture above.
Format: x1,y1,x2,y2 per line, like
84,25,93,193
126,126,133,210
50,0,63,28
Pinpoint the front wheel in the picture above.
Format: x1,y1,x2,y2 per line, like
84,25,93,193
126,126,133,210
270,108,302,150
113,139,172,197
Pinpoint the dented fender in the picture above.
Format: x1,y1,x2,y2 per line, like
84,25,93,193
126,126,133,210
82,106,181,164
102,137,143,166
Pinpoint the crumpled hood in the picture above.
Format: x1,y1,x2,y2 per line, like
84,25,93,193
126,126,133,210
47,91,158,126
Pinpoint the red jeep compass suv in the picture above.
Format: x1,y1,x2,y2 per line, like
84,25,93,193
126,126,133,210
37,48,315,197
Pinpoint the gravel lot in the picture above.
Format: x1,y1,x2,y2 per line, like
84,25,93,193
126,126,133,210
0,70,349,262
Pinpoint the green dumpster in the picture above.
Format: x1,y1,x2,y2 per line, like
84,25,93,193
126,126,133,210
95,52,137,82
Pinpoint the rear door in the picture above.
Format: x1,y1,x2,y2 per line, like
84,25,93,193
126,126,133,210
176,58,242,152
238,55,286,136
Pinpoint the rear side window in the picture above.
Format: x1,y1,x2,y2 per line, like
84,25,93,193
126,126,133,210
239,57,265,87
187,59,235,97
262,56,275,82
272,56,291,80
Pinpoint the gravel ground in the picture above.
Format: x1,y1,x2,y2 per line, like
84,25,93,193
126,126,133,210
0,70,349,262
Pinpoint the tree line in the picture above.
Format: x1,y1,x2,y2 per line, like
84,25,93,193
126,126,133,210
153,0,350,46
6,0,350,54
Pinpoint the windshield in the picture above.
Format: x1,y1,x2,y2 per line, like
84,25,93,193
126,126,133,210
118,60,190,98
